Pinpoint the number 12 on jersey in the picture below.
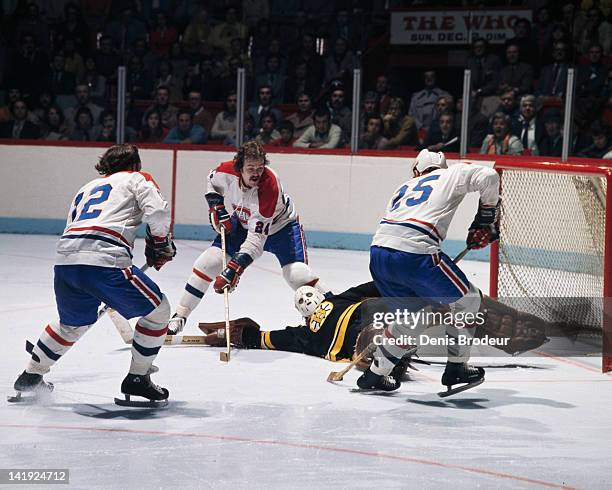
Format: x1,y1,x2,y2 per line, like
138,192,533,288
70,184,113,222
390,175,440,211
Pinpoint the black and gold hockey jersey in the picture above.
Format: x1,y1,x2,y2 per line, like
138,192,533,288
242,282,381,361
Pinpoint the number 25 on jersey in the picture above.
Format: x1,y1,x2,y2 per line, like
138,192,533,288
70,184,113,222
390,175,440,211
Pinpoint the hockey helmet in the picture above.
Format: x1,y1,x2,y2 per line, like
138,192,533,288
414,149,447,175
294,286,325,318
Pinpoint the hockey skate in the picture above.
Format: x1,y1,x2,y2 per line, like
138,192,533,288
8,371,54,404
114,373,169,408
167,314,186,335
355,368,401,392
390,346,419,383
438,362,485,398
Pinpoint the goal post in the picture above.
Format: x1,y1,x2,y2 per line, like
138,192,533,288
488,159,612,373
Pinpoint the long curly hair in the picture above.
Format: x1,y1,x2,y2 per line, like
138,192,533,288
95,144,141,175
233,140,269,172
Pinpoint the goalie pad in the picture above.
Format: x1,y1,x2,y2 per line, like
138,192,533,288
352,323,417,373
197,317,260,348
475,295,549,355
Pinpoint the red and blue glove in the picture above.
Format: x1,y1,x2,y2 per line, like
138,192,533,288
206,192,233,234
214,253,253,293
145,226,176,270
467,199,500,250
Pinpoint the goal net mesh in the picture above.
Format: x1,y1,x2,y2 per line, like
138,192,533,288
496,170,606,336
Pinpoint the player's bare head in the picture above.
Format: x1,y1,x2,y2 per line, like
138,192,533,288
413,149,447,177
96,144,142,175
234,140,269,187
294,286,325,318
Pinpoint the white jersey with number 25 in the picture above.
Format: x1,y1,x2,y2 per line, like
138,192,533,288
372,163,500,255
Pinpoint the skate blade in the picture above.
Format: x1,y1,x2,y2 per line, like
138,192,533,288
438,378,484,398
349,388,398,396
114,395,169,408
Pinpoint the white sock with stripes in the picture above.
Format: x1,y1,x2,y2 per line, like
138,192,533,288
130,295,171,375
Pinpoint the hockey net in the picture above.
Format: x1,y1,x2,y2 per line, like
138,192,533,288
489,160,612,372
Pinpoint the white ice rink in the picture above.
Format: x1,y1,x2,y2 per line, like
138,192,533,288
1,234,611,489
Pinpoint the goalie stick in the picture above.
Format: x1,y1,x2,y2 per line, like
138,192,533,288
325,247,470,384
219,229,231,362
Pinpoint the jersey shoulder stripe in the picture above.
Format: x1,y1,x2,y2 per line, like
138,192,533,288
257,167,280,218
216,160,239,176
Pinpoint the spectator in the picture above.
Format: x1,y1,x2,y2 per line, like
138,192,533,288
149,12,178,59
94,35,120,80
144,86,179,129
68,106,99,141
62,38,85,79
289,33,324,88
46,52,76,96
278,10,314,54
511,95,544,155
533,7,554,66
494,89,520,120
251,19,276,68
226,37,253,77
382,97,418,149
284,60,319,103
15,3,50,51
541,23,574,66
421,111,459,153
224,112,257,146
323,37,358,87
78,57,106,103
538,109,563,157
96,111,118,142
254,55,286,104
498,43,534,97
358,115,388,150
104,6,147,52
55,3,91,55
270,120,296,147
466,38,502,98
163,110,207,144
10,34,49,98
408,70,450,130
575,43,608,129
578,121,611,158
359,91,380,135
31,90,54,126
138,109,168,143
124,92,143,135
248,85,283,132
293,108,342,149
126,56,151,100
181,9,212,56
328,83,352,147
480,112,523,155
243,0,270,30
576,8,612,56
211,92,238,140
0,87,22,123
255,112,281,145
426,94,455,143
152,60,181,102
129,38,157,80
208,6,248,56
254,38,287,78
327,8,366,53
0,100,41,139
286,93,314,139
537,41,570,98
505,18,538,69
64,84,103,131
454,97,488,149
42,105,68,140
188,91,213,135
375,75,392,115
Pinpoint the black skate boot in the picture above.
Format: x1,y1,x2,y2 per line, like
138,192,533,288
390,346,419,383
438,362,485,398
356,368,401,392
8,371,54,403
114,374,169,408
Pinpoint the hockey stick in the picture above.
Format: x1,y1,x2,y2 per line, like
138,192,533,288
325,247,470,383
219,229,231,362
164,335,208,345
100,264,150,344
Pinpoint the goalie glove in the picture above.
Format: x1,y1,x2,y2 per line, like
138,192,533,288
213,253,253,293
467,199,500,250
197,317,261,348
206,192,233,234
145,225,176,270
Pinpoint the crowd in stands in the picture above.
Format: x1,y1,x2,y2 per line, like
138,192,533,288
0,1,610,159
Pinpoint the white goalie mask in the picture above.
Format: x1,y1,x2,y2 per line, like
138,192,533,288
294,286,325,318
414,149,447,175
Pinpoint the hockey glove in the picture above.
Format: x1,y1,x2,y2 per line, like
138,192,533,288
145,225,177,270
206,192,233,234
213,253,253,293
197,317,261,348
467,199,500,250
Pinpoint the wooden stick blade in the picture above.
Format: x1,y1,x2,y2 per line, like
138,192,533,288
219,351,230,362
327,371,343,383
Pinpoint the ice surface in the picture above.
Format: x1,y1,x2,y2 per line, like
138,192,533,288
0,235,610,489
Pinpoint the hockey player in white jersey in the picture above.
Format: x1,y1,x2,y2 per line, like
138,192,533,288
167,140,327,334
10,144,176,407
358,149,500,395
